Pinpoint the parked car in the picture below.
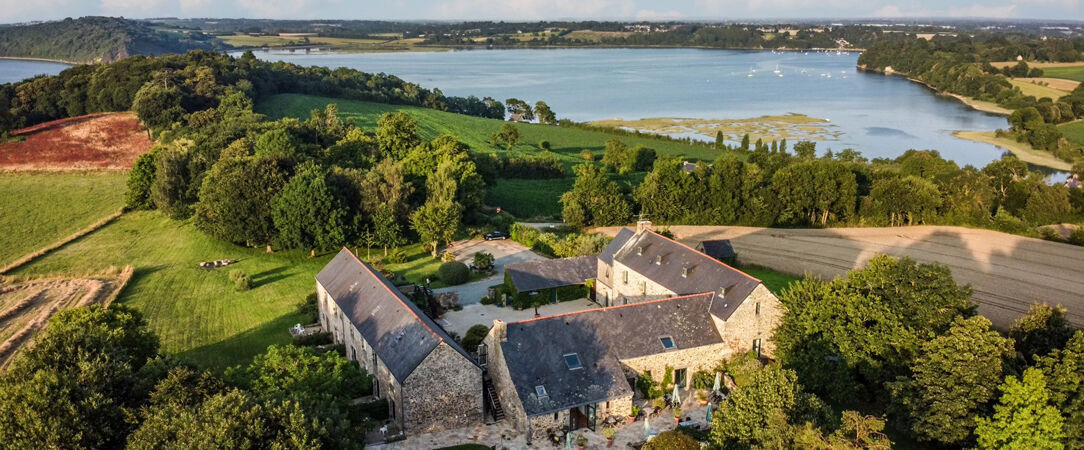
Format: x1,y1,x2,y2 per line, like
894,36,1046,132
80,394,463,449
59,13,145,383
484,231,509,241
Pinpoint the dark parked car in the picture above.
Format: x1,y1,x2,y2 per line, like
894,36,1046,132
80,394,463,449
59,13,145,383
484,231,509,241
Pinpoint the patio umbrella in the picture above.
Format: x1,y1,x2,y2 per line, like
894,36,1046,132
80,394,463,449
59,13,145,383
672,382,681,406
643,412,651,437
706,403,713,423
712,372,721,392
565,431,571,450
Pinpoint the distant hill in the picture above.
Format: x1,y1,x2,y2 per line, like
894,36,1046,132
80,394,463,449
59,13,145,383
0,16,220,64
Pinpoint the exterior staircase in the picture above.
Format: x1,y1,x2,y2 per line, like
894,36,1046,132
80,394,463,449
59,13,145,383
483,375,505,422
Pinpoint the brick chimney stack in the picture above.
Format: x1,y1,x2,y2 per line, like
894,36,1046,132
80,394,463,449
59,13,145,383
493,319,507,342
636,220,654,234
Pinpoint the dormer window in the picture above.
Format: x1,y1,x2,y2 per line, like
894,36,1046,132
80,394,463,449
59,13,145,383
564,353,583,370
719,287,727,297
535,385,548,397
681,266,688,278
660,336,676,349
637,246,643,255
655,255,662,265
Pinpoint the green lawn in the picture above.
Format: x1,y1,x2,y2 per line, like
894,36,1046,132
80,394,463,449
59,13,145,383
735,264,800,295
1059,121,1084,146
1042,66,1084,82
258,93,732,219
0,172,127,267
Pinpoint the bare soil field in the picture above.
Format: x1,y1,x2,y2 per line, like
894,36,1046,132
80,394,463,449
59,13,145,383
597,225,1084,329
1016,77,1080,92
0,269,130,367
0,112,153,170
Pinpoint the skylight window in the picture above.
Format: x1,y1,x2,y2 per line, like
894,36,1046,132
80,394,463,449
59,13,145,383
564,353,583,370
660,336,676,349
535,385,548,397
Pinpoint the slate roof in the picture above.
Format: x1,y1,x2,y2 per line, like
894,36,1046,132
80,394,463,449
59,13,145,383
500,293,719,416
599,228,635,265
315,248,477,383
698,239,737,260
611,230,761,321
506,256,596,292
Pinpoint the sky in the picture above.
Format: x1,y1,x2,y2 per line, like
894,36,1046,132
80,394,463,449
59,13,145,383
0,0,1081,23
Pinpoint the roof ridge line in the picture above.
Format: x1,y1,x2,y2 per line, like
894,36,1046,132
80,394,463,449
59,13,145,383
646,230,761,283
341,247,442,341
508,291,714,325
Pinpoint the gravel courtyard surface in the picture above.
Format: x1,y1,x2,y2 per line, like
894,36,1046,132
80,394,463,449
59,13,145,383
432,239,547,305
598,225,1084,329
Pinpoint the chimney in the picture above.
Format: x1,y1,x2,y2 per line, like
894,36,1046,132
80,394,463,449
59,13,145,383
636,220,653,234
493,319,507,343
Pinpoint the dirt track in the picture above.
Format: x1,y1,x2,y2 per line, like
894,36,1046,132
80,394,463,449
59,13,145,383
597,225,1084,330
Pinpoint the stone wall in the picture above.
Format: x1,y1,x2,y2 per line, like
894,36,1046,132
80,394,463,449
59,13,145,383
526,409,569,442
608,260,676,302
717,284,784,358
403,342,483,433
619,343,728,387
483,321,529,434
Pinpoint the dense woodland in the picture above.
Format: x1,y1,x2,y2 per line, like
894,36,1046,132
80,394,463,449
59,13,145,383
0,17,218,64
859,35,1084,162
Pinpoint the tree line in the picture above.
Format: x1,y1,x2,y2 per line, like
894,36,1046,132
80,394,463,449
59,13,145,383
0,16,219,64
859,35,1084,162
561,138,1084,242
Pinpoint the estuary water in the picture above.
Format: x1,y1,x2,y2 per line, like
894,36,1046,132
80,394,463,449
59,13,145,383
0,59,70,85
247,48,1012,168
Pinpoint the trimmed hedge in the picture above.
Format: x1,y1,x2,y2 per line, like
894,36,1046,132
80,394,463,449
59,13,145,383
438,261,470,286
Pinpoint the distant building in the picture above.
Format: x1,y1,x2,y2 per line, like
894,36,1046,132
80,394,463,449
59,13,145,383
315,249,483,435
696,239,737,265
484,224,784,442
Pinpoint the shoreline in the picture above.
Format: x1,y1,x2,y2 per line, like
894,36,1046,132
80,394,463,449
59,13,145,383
0,56,77,65
856,65,1011,116
952,130,1072,171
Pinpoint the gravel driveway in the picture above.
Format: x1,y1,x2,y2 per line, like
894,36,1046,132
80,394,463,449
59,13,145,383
432,239,547,305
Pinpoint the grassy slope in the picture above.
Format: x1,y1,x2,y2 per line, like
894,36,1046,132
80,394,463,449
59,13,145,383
257,93,727,218
1043,66,1084,82
1060,121,1084,147
736,265,800,295
1008,78,1069,100
0,172,127,267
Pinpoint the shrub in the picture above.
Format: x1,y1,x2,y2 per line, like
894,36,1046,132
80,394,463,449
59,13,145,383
461,325,490,352
473,251,494,271
441,252,457,263
386,247,408,264
490,212,515,232
354,398,389,421
480,296,496,305
1069,227,1084,246
438,261,470,285
643,430,699,450
229,270,251,291
296,292,318,322
500,155,566,179
538,139,551,151
581,149,594,161
293,331,332,347
693,370,716,390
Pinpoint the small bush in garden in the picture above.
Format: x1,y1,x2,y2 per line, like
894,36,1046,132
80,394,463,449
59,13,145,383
538,139,551,151
643,430,699,450
461,325,490,352
230,270,251,291
386,247,408,264
441,251,457,263
473,251,494,271
581,149,594,161
480,296,495,305
293,331,332,347
438,261,470,285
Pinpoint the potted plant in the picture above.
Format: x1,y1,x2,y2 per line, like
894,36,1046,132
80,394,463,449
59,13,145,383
697,390,709,406
629,405,641,423
673,407,683,426
602,427,617,447
576,434,588,449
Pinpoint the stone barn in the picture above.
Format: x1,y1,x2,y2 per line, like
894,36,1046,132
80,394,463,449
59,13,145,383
315,248,483,435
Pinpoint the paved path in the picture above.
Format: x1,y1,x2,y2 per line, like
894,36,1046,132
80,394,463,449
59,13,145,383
439,299,598,336
432,239,547,305
598,225,1084,330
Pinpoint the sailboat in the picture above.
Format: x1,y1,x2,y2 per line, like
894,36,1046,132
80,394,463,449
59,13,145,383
773,64,781,75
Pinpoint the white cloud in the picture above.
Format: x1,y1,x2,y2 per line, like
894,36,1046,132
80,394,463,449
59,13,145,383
873,2,1017,17
234,0,343,19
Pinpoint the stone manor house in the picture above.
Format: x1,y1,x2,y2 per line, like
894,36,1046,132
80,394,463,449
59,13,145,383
315,224,784,440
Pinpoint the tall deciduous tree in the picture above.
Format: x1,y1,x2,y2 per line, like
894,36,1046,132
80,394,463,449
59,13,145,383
561,163,632,228
866,175,942,226
975,369,1065,450
272,162,350,251
888,316,1015,445
772,159,857,225
375,112,420,160
491,123,520,149
194,156,287,246
360,159,413,220
151,139,195,220
1011,303,1075,364
373,204,405,256
711,367,831,449
1037,331,1084,448
411,200,462,257
125,151,157,210
534,101,556,124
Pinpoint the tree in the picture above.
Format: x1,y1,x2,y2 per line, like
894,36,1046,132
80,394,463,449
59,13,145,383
228,345,371,409
772,159,857,225
375,112,420,160
151,139,194,220
715,130,726,149
538,139,551,151
360,159,413,220
411,200,462,257
711,367,831,449
491,123,520,149
644,430,700,449
253,128,298,160
373,204,405,256
561,164,632,228
194,156,287,246
793,411,893,449
1023,183,1072,225
272,162,351,251
975,369,1065,450
534,101,556,124
131,81,185,135
1011,303,1075,364
1037,331,1084,448
628,145,657,172
427,152,486,211
601,139,629,173
740,133,751,151
126,151,157,210
505,98,534,121
794,141,816,159
866,175,942,226
888,316,1015,445
461,325,490,353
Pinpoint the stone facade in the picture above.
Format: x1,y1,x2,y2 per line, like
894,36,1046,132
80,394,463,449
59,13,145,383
714,284,783,358
483,321,528,433
619,343,728,386
403,342,484,433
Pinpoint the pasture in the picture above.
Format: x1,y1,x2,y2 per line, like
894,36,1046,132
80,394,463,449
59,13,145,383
1008,78,1070,100
1060,121,1084,146
258,93,729,218
0,172,127,267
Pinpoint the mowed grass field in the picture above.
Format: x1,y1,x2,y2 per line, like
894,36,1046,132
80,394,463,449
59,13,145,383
258,93,727,218
1042,65,1084,82
1008,79,1070,100
1060,121,1084,146
0,172,127,267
